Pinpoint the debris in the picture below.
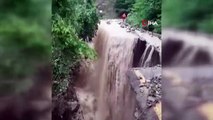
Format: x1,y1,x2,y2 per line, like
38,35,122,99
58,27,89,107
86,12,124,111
106,21,111,24
120,24,125,28
126,28,131,32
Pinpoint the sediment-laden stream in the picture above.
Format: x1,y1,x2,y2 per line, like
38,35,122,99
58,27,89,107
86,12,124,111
162,29,213,120
75,20,161,120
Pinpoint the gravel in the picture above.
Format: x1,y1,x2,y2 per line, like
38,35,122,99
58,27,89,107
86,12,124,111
145,75,162,108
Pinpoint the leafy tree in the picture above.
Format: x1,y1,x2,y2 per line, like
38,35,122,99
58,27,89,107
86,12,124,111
53,0,99,41
114,0,135,16
127,0,162,33
163,0,213,33
76,2,99,40
52,0,98,95
0,0,51,96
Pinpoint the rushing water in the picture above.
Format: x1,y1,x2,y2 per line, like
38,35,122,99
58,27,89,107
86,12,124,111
75,20,161,120
162,29,213,120
162,29,213,66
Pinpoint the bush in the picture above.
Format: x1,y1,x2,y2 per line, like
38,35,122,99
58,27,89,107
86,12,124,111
76,1,99,40
52,0,98,96
0,0,51,96
114,0,136,17
52,16,96,95
127,0,162,33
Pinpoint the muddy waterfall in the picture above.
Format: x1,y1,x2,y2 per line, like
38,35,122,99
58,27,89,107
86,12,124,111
75,20,161,120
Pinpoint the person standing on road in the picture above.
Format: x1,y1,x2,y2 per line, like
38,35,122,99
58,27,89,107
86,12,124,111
121,13,127,23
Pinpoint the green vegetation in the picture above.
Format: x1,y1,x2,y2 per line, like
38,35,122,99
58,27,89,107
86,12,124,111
114,0,136,16
114,0,162,33
127,0,162,33
0,0,51,96
163,0,213,33
52,0,99,96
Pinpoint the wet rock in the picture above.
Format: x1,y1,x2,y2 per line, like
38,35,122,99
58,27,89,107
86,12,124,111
124,23,128,27
140,88,145,93
106,21,111,24
131,28,136,31
120,24,125,28
139,84,146,88
126,28,131,32
148,96,156,103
